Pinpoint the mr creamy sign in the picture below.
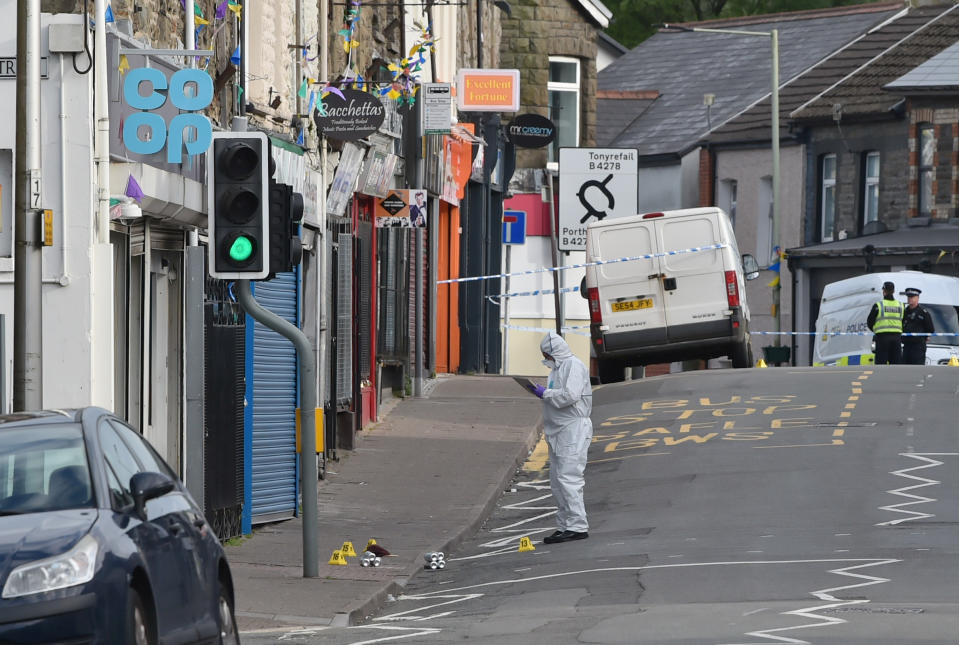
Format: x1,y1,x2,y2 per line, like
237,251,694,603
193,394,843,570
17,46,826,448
313,88,386,141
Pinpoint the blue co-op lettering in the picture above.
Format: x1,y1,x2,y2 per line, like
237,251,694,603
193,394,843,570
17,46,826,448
123,68,213,164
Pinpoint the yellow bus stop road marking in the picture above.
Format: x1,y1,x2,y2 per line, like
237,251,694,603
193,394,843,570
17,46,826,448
523,438,549,472
589,452,671,465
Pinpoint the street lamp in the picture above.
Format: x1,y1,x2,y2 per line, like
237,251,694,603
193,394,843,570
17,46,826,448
658,23,782,344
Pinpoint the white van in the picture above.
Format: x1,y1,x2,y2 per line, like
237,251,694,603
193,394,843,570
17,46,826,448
582,207,759,383
813,271,959,366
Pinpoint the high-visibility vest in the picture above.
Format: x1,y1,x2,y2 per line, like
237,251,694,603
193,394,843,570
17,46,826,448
874,298,904,334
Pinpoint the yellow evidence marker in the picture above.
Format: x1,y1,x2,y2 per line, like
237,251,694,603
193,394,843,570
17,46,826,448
518,536,535,552
755,358,768,368
328,550,348,566
341,541,358,557
948,356,959,366
366,538,377,550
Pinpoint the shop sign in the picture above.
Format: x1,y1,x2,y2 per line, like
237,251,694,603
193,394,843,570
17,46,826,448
423,83,452,134
507,113,556,149
375,189,427,228
456,69,520,112
123,67,213,164
326,142,367,217
313,88,386,142
358,148,398,198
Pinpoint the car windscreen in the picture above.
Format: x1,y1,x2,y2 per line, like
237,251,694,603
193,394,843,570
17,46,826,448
924,304,959,346
0,424,94,514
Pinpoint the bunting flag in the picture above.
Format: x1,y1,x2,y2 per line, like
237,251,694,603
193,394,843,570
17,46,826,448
194,2,204,17
118,54,130,75
296,123,305,146
104,4,115,22
230,45,241,65
125,174,145,203
307,89,316,115
194,15,209,25
227,0,242,17
767,246,782,288
215,0,228,20
937,249,948,263
298,78,308,98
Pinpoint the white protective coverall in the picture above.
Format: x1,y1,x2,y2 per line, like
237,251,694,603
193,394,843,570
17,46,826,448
540,332,593,533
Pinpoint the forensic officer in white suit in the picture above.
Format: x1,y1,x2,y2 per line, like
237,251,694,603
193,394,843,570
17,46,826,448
531,332,593,544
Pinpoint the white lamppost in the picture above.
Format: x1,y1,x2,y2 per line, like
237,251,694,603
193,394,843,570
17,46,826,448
660,24,782,343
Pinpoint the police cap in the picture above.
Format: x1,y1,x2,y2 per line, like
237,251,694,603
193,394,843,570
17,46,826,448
882,281,895,292
903,287,921,297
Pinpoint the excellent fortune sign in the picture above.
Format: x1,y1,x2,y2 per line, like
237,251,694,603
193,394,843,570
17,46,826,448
456,69,520,112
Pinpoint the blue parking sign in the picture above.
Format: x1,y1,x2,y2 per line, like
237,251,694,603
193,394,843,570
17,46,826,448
502,210,526,245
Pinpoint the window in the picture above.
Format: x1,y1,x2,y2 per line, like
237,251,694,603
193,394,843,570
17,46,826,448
110,419,174,478
820,154,836,242
99,421,143,510
758,176,775,265
0,425,93,514
548,57,580,164
718,179,737,229
863,152,880,226
918,124,934,216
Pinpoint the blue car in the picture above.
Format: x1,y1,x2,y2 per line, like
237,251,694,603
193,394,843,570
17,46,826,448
0,407,238,644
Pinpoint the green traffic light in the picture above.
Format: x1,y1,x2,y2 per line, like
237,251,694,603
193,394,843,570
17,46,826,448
229,236,254,262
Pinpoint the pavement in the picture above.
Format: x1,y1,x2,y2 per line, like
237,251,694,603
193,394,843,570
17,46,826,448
225,374,544,632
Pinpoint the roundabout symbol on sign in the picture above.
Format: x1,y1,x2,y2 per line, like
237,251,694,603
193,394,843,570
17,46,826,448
577,174,615,223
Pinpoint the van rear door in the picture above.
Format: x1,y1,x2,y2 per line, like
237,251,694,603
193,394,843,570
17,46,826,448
594,221,667,344
656,213,728,340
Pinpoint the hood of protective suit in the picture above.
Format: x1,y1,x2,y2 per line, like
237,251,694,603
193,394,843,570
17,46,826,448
540,331,574,362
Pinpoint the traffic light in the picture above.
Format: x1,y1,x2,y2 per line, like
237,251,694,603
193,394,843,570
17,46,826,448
266,180,305,279
207,131,270,279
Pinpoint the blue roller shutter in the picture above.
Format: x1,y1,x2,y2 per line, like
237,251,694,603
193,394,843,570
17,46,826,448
250,272,299,522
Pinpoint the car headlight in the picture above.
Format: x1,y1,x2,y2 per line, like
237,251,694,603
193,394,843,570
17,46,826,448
2,534,99,598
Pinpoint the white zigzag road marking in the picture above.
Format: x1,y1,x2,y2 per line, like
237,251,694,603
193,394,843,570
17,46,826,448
719,559,900,645
344,625,441,645
877,452,959,526
373,593,484,622
402,559,897,643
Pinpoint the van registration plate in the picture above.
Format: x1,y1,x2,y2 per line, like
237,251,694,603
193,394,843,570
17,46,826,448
611,298,653,312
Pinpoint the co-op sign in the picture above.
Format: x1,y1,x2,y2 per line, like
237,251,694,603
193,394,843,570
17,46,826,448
122,67,213,163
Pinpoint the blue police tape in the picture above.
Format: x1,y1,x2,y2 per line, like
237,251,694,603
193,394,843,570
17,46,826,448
502,324,591,338
751,331,959,337
437,243,728,285
492,285,581,299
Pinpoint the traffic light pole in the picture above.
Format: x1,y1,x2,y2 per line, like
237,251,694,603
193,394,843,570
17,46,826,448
235,280,319,577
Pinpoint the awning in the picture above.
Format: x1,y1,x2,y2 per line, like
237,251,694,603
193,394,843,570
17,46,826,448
788,223,959,260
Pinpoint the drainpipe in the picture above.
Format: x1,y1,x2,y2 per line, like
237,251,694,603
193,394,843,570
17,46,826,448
94,0,110,245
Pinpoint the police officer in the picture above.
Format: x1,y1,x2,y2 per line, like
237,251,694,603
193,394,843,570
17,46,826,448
901,287,934,365
866,281,903,365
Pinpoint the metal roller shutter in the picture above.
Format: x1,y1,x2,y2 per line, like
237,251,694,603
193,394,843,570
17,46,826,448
250,272,299,522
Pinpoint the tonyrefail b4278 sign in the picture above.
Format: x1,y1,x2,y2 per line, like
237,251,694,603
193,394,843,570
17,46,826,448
313,88,386,141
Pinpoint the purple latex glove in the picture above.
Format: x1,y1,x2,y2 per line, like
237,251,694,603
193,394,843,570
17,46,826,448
532,384,546,398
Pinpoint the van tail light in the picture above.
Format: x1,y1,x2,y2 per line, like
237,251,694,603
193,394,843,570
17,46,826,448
725,270,740,307
642,212,664,219
587,287,602,323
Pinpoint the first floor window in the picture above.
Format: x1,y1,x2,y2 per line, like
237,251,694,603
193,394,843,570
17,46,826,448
548,57,580,164
863,151,880,226
821,154,836,242
918,124,934,216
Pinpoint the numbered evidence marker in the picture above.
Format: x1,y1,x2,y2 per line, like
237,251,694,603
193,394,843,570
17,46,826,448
366,538,377,550
518,536,535,552
341,541,358,557
558,147,638,252
328,550,348,566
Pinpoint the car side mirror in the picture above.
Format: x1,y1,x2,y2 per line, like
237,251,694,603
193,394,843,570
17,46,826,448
579,276,588,299
130,471,175,520
742,254,760,281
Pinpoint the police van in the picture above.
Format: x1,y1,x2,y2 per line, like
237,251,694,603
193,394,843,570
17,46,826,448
813,271,959,366
582,207,759,383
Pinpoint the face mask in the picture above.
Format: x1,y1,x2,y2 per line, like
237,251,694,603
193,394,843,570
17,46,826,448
542,359,556,369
